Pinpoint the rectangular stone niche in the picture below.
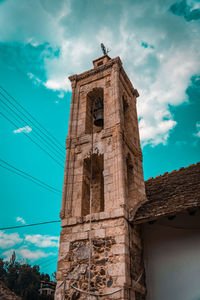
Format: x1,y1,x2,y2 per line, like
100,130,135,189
82,154,104,216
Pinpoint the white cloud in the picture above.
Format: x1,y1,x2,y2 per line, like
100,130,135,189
16,217,26,224
0,231,59,263
27,72,41,85
1,0,199,146
44,79,65,91
58,92,65,99
13,126,32,134
139,117,177,147
194,121,200,138
25,234,59,248
136,48,196,146
0,0,70,45
43,39,93,92
40,3,199,147
2,247,56,262
0,231,23,249
112,13,200,146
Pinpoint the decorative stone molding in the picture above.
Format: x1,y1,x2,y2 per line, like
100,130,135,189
61,207,129,228
68,57,122,83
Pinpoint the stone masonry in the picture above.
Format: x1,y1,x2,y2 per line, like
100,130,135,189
55,55,146,299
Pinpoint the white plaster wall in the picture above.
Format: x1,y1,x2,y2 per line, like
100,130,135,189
143,211,200,300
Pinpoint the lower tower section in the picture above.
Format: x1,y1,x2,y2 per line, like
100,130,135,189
56,210,131,299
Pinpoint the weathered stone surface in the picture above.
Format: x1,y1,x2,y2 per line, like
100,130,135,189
72,291,80,300
76,246,90,260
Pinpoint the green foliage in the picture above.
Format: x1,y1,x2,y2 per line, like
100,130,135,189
0,252,55,300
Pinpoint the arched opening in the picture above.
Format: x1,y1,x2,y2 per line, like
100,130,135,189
126,153,134,194
81,154,104,216
85,88,104,134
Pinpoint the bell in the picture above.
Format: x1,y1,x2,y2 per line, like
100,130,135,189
93,100,104,127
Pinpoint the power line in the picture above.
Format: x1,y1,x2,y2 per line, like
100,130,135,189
0,92,65,160
0,111,64,168
0,85,65,152
38,256,58,267
39,258,58,270
0,104,64,166
0,96,65,162
0,164,61,196
0,158,62,195
0,220,60,231
39,257,58,272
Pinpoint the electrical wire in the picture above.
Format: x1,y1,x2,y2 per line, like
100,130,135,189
0,158,62,195
0,164,61,196
40,258,58,271
0,220,60,230
0,85,65,152
0,111,64,168
0,97,65,162
38,256,58,267
71,285,123,297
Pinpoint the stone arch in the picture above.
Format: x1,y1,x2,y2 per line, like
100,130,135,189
85,87,104,134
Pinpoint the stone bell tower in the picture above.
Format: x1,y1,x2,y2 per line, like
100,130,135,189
55,55,146,299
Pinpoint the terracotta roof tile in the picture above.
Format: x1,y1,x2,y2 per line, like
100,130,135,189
134,162,200,223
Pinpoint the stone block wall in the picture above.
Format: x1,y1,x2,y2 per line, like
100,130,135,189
55,209,132,300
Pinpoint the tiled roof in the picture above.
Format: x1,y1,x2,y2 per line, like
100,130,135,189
134,162,200,223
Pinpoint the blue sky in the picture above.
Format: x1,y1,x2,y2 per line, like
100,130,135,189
0,0,199,277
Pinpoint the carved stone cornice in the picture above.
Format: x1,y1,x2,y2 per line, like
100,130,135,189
69,75,77,89
68,56,139,99
68,57,122,83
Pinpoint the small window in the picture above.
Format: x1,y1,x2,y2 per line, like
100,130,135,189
97,61,103,66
